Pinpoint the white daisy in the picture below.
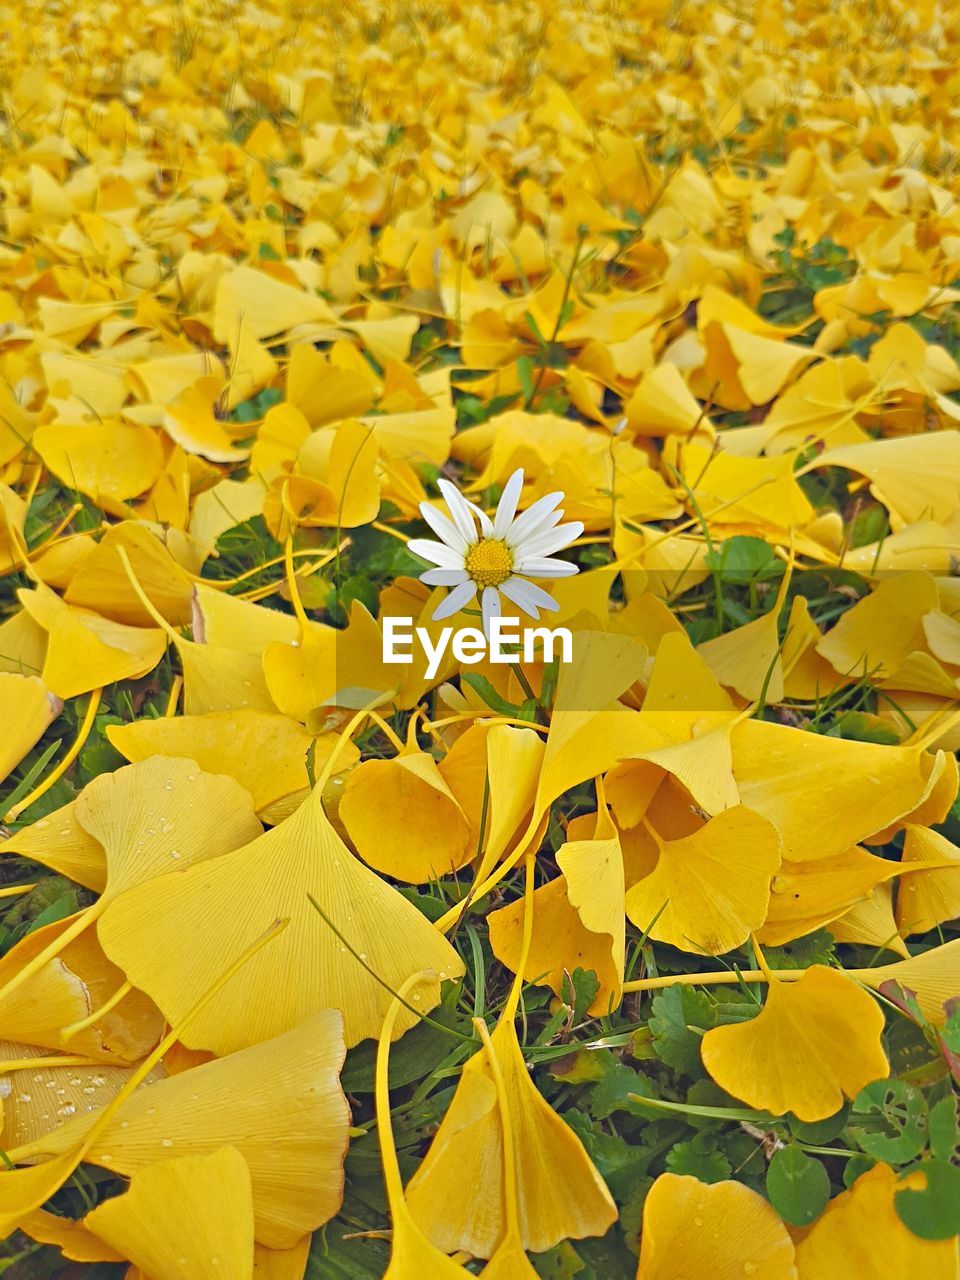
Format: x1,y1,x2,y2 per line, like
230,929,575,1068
408,468,584,636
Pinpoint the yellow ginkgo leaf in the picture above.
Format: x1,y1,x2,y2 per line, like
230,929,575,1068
0,1039,165,1149
758,847,905,945
795,1163,960,1279
813,432,960,528
340,721,472,883
1,798,106,890
107,709,317,815
18,585,166,700
0,757,261,1015
406,1009,616,1257
475,724,546,882
607,712,741,821
96,776,464,1052
19,1207,124,1263
701,964,889,1121
409,858,616,1257
120,554,277,714
678,441,813,532
0,672,61,786
853,940,960,1024
261,546,340,722
636,1174,797,1280
374,975,472,1280
84,1145,255,1280
32,421,164,507
488,801,625,1014
626,806,781,954
643,631,735,714
191,583,301,653
213,266,337,343
923,609,960,667
163,376,250,463
0,913,162,1063
0,484,29,575
828,884,908,959
816,572,939,680
731,719,943,861
252,1236,311,1279
14,1012,349,1249
63,521,195,626
896,824,960,937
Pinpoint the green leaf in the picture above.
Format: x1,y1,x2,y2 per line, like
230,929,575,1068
704,536,782,584
307,1223,390,1278
850,1080,928,1163
560,966,601,1022
590,1062,655,1118
665,1133,732,1184
516,354,535,403
894,1161,960,1241
25,888,81,937
532,1241,587,1279
927,1095,959,1163
766,1145,830,1225
648,985,716,1077
789,1104,849,1144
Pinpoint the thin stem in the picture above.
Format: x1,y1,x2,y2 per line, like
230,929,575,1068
622,967,805,994
0,905,101,1007
375,971,435,1213
164,675,183,717
502,854,535,1022
0,1055,102,1073
7,918,288,1165
60,980,133,1041
0,884,37,899
475,1016,520,1238
3,689,102,822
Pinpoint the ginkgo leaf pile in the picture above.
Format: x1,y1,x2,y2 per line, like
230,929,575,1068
2,0,960,1275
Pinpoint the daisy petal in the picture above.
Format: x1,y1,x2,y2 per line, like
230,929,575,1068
493,469,524,538
500,576,560,620
515,556,580,578
419,501,470,553
481,586,501,638
437,478,479,545
408,538,465,570
504,492,565,546
499,576,541,620
464,496,494,537
518,521,585,558
421,568,470,587
432,579,478,621
511,576,560,612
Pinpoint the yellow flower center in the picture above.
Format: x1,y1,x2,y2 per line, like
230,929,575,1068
464,538,513,588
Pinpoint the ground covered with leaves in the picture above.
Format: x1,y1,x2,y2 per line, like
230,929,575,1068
1,0,960,1276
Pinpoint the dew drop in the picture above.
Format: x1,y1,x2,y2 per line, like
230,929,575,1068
59,827,72,837
61,1103,76,1116
161,1138,173,1147
18,1092,32,1102
35,819,50,829
170,848,181,859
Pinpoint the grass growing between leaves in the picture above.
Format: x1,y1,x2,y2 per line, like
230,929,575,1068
2,0,960,1276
